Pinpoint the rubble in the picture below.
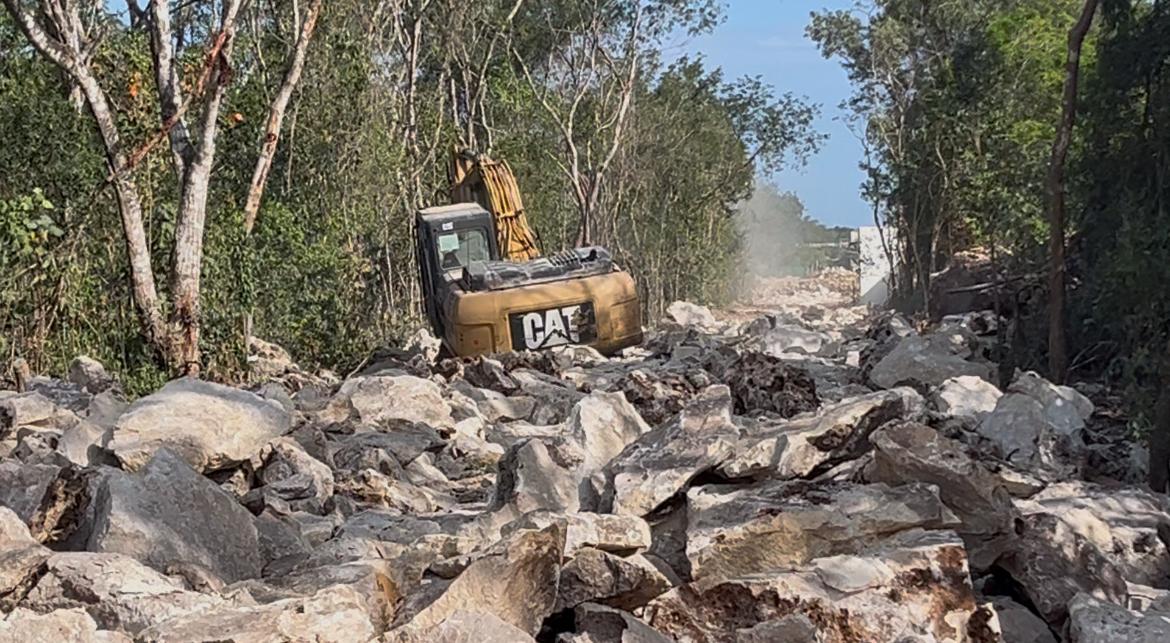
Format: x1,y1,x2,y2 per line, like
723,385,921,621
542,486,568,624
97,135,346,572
0,273,1160,642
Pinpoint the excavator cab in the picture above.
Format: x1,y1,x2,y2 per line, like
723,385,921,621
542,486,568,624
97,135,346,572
415,204,499,337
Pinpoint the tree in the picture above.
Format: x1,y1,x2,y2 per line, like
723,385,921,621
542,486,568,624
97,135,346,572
1045,0,1099,384
2,0,321,374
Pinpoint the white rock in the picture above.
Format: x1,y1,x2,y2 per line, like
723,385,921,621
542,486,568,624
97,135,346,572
933,375,1002,421
108,378,291,473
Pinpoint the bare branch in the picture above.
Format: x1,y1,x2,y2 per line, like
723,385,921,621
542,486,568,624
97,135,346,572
243,0,323,233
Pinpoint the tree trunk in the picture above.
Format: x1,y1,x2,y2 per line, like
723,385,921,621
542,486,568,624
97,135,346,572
168,0,243,375
1046,0,1098,384
1,0,170,357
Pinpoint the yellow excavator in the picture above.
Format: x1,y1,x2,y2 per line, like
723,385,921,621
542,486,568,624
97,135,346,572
415,148,643,357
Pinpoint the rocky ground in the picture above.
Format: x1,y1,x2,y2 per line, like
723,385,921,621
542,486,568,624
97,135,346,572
1,272,1167,642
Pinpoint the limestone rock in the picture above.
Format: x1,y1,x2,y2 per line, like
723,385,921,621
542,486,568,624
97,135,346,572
995,512,1129,628
386,610,536,643
0,460,61,522
137,585,377,643
0,608,130,643
556,549,672,612
108,378,291,473
67,357,115,394
566,603,673,643
975,371,1094,473
513,370,586,425
646,529,983,643
933,375,1002,421
564,392,651,471
19,552,222,634
86,449,264,582
330,428,442,475
256,437,334,513
604,385,740,516
505,511,651,557
987,596,1057,643
0,507,51,610
720,387,921,480
869,333,993,390
389,526,563,638
478,395,536,423
665,301,718,330
685,480,958,581
1014,481,1170,588
1068,593,1170,643
0,392,58,431
321,374,453,429
746,323,831,356
493,439,581,513
868,421,1017,569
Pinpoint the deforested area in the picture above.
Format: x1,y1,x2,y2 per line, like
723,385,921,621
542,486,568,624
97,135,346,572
3,0,1170,642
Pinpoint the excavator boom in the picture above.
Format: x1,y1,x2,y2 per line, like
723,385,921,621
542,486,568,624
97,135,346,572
449,148,542,262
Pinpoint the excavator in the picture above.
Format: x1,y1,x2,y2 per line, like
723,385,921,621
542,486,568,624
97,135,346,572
415,148,643,357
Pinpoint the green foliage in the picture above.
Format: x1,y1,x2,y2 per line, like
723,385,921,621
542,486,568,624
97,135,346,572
0,0,819,386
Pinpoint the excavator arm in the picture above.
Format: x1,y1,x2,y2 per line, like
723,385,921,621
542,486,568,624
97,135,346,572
449,147,542,262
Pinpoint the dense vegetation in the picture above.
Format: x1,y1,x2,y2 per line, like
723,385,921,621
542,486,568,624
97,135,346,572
0,0,820,389
809,0,1170,441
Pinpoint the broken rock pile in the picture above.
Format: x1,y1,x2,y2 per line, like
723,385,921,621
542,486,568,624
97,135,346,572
0,293,1164,642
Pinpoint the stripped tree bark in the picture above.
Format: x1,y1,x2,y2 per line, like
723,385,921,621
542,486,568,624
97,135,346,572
3,0,245,374
2,0,169,354
1045,0,1098,384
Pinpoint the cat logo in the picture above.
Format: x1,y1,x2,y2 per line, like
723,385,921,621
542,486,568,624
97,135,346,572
509,303,596,351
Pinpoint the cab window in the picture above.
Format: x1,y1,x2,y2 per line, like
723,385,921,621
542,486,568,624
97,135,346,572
437,228,491,270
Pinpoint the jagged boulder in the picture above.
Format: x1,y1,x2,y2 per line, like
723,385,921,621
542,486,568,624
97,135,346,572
867,421,1018,569
0,608,130,643
492,439,581,514
504,511,651,558
137,585,377,643
994,512,1129,628
665,301,718,330
604,386,740,516
85,450,264,582
0,460,60,522
107,378,291,473
719,387,921,480
932,375,1002,421
556,548,672,612
684,480,959,581
320,374,453,429
0,507,51,611
564,392,651,471
1068,593,1170,643
387,526,564,639
18,552,223,634
743,323,831,356
976,371,1093,473
645,529,986,643
1013,481,1170,588
868,332,994,390
255,437,334,513
67,357,115,395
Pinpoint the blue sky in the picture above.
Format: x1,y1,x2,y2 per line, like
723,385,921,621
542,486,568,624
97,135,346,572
673,0,868,228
